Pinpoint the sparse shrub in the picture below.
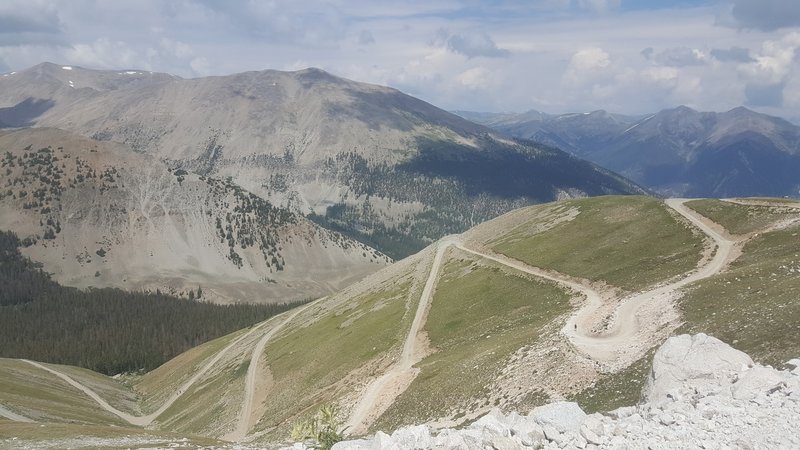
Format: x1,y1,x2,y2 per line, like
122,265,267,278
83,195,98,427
291,404,346,450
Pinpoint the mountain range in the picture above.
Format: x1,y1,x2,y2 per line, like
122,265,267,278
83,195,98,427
1,62,644,262
456,106,800,198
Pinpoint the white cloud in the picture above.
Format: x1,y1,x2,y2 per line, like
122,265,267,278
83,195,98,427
735,32,800,107
65,38,139,69
643,47,709,67
564,47,611,85
571,47,610,70
0,1,797,119
444,31,509,58
189,56,210,76
457,66,490,89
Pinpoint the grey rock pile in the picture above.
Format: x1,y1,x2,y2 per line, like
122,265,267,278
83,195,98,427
328,334,800,449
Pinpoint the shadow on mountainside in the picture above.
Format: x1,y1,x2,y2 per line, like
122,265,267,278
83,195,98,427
0,98,55,128
397,136,642,200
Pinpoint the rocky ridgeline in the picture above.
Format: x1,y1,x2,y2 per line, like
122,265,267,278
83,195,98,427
322,334,800,449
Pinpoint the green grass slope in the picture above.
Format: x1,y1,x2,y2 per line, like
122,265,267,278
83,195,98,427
679,200,800,366
250,258,426,440
491,196,704,292
569,198,799,412
0,359,130,426
373,250,571,430
2,196,798,447
684,199,798,235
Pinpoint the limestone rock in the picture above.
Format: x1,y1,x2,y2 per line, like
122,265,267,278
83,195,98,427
642,333,753,406
731,366,787,400
323,334,799,450
529,401,587,435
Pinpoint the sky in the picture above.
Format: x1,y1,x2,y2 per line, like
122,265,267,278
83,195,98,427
1,0,800,120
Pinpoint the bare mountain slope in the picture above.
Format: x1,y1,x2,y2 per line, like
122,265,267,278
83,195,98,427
0,127,387,303
458,106,800,198
0,62,645,258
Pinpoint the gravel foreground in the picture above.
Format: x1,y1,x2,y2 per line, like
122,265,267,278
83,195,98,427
297,333,800,450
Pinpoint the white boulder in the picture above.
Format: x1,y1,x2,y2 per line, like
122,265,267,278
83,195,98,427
642,333,753,406
528,401,587,435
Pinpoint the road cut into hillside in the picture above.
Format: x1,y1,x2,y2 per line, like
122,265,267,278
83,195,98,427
225,300,320,442
345,199,744,432
22,308,299,428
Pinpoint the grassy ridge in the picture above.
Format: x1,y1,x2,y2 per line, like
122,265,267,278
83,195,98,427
571,199,800,412
685,199,797,235
0,359,129,426
678,223,800,366
133,328,250,415
374,254,571,430
254,280,417,438
491,196,703,292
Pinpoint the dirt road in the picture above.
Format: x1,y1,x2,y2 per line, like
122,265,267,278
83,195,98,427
225,301,319,442
345,199,739,431
15,199,742,436
561,198,736,365
346,237,457,435
23,314,282,427
0,404,34,423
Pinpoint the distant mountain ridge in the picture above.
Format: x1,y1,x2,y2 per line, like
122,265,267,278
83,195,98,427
0,62,645,258
456,106,800,198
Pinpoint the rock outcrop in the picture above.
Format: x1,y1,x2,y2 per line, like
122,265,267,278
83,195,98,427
322,334,800,449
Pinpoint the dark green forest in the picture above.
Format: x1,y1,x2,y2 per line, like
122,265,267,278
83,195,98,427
0,230,303,375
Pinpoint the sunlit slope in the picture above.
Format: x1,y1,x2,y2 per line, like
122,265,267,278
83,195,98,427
679,199,800,366
373,248,572,431
0,359,135,426
487,196,705,292
249,251,430,440
2,196,798,448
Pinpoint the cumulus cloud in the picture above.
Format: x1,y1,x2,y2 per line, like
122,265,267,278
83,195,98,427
726,0,800,31
189,56,210,76
564,47,611,85
0,1,798,119
745,82,785,107
642,47,708,67
438,30,510,58
737,32,800,107
739,32,800,85
457,66,491,89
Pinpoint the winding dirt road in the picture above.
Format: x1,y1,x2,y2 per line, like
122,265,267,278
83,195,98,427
225,301,319,442
561,198,736,364
345,199,739,431
13,198,743,438
0,404,34,423
22,314,282,427
346,237,457,435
